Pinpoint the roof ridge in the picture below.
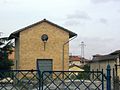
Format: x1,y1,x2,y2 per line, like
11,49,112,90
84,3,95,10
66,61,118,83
9,19,77,39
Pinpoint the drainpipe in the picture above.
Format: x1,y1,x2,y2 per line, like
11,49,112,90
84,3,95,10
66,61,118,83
62,35,77,71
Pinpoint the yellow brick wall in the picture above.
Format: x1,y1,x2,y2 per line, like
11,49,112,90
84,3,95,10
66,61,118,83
18,22,69,70
90,60,116,77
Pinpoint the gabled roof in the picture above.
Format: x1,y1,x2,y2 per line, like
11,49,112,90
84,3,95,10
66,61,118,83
69,64,84,71
69,55,90,62
110,50,120,55
69,64,83,68
90,49,120,63
69,56,81,61
9,19,77,39
90,54,118,63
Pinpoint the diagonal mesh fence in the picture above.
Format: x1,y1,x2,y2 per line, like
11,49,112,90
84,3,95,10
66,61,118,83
0,70,40,90
42,71,104,90
0,70,105,90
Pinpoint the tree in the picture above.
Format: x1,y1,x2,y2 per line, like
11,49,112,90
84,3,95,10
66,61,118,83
76,64,90,80
0,33,14,70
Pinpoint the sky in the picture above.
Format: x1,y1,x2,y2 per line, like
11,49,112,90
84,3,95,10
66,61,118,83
0,0,120,59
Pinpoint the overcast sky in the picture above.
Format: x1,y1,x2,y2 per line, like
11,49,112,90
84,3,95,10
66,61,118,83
0,0,120,59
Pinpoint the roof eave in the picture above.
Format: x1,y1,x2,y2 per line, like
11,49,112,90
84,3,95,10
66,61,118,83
8,19,77,39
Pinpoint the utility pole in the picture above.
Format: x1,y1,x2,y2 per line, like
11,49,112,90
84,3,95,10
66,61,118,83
80,41,86,65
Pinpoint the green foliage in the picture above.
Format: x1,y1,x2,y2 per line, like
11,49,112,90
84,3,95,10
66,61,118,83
0,59,14,70
0,35,14,70
76,64,90,80
77,72,90,80
0,71,14,79
83,64,90,71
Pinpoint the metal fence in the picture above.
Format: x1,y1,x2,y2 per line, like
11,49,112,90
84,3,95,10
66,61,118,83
42,70,104,90
0,70,40,90
0,65,112,90
113,64,120,90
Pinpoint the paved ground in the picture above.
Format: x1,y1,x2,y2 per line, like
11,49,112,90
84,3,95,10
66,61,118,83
0,80,114,90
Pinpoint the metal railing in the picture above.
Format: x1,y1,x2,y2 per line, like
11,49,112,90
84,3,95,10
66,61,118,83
113,64,120,90
0,67,111,90
41,70,104,90
0,70,40,90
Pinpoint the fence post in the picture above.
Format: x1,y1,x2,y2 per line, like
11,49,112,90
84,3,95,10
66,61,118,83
114,76,119,90
106,64,111,90
102,69,104,90
36,61,41,90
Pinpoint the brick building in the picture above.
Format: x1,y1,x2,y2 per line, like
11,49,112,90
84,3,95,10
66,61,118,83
9,19,77,71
